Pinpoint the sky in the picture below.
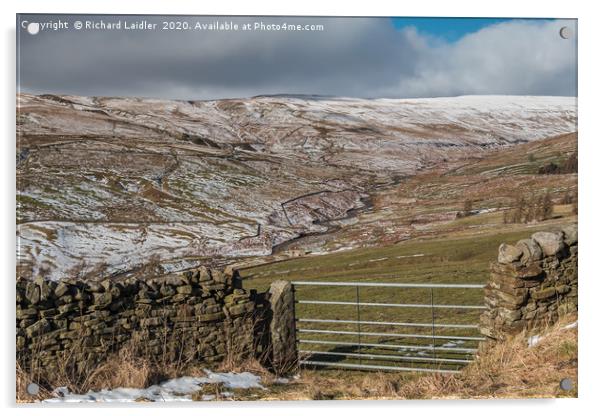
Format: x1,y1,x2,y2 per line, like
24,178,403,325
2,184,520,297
17,15,577,100
391,17,518,41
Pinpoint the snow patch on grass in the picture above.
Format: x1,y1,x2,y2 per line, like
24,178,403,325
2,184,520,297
528,321,577,347
43,370,264,403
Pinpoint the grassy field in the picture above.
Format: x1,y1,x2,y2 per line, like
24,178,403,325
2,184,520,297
240,209,576,372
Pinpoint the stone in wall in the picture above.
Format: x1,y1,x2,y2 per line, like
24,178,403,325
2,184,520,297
480,224,577,340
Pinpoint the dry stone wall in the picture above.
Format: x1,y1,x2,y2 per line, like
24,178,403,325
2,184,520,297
16,267,264,377
480,224,577,340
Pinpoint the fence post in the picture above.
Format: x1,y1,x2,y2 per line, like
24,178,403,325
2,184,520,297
268,280,298,374
430,287,436,360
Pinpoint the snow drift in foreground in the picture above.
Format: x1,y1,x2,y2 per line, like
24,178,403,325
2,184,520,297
43,370,265,403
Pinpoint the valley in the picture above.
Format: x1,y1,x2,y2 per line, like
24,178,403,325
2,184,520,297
16,93,577,281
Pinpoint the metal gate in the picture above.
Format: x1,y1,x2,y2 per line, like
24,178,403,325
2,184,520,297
291,281,486,374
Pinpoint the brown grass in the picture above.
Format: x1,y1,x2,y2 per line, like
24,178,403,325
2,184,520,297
83,347,155,389
397,316,578,399
252,314,578,400
17,340,186,402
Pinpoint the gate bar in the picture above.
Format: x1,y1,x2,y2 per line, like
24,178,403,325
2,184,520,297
292,281,485,289
300,360,462,374
299,350,473,364
296,318,480,329
297,300,486,310
298,339,478,353
297,328,486,341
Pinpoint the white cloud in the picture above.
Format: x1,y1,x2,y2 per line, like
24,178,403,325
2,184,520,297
396,19,577,97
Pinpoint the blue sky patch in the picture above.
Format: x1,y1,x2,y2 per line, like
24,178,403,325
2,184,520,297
391,17,552,42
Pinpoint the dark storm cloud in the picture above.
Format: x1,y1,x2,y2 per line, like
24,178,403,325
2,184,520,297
17,15,577,99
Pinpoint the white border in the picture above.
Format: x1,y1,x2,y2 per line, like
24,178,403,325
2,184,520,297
2,1,600,415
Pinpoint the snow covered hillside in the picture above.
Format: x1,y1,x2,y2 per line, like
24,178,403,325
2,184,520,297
16,94,576,280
